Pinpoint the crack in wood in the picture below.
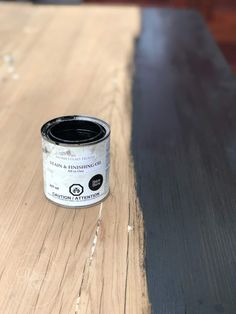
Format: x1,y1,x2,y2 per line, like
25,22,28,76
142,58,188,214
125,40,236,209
74,203,103,314
124,202,131,314
33,251,53,311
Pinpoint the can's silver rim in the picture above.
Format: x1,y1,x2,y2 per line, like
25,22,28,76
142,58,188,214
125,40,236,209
41,115,110,147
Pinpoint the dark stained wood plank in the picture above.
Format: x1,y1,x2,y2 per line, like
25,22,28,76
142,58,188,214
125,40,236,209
132,8,236,314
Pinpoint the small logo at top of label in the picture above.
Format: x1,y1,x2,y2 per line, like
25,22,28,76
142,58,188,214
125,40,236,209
69,184,84,196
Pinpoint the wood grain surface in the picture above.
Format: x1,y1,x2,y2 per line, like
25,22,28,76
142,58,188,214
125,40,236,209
132,8,236,314
0,4,149,313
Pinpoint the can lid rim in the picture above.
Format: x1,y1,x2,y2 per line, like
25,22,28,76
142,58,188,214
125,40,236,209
41,115,110,147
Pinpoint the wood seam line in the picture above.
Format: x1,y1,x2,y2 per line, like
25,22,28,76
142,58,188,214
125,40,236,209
74,202,103,314
123,202,131,314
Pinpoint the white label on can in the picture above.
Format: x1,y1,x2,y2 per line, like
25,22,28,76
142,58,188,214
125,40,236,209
42,137,110,207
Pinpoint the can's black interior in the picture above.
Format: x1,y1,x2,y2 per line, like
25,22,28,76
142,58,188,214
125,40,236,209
47,119,106,144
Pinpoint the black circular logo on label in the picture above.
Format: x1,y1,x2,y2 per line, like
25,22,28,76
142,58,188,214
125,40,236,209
89,174,103,191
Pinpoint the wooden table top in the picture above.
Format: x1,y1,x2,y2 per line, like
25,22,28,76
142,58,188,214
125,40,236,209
1,3,236,314
0,3,149,313
133,8,236,314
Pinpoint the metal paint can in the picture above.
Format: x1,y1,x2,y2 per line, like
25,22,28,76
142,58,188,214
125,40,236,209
41,115,110,208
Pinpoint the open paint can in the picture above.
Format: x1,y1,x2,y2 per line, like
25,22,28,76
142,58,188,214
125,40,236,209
41,115,110,208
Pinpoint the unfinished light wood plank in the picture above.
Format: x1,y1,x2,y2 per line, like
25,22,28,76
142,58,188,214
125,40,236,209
0,4,149,313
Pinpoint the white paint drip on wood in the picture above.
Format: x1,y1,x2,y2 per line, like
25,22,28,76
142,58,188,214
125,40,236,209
1,54,20,81
128,225,133,232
